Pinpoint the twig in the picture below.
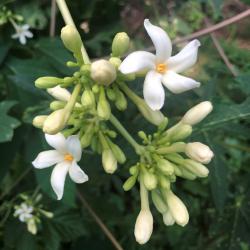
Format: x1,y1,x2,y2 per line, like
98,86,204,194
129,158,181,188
204,18,238,77
77,191,124,250
50,0,57,37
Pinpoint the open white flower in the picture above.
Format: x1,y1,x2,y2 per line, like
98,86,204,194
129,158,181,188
14,202,34,222
119,19,201,110
32,133,88,200
11,24,33,45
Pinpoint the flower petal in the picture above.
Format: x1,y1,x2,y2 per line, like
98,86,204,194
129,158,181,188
162,71,200,94
24,30,33,38
32,150,64,169
66,135,82,161
11,33,19,39
144,19,172,63
50,161,70,200
167,40,201,73
69,161,88,183
119,51,155,74
22,24,30,30
143,70,165,110
19,35,26,45
45,133,67,153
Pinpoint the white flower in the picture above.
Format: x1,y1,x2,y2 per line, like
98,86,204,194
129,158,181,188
11,24,33,45
32,133,88,200
119,19,201,110
14,202,34,222
47,86,71,102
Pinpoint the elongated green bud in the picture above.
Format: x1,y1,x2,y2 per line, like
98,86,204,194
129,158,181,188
91,59,116,85
81,124,95,148
43,109,69,134
107,139,126,164
151,190,167,214
102,149,117,174
115,90,127,111
112,32,130,57
32,115,47,128
157,142,186,154
168,124,192,142
50,101,65,110
97,88,111,120
159,176,170,189
106,88,116,101
81,89,95,108
61,25,82,53
109,57,122,69
35,77,63,89
183,159,209,178
180,168,197,180
157,159,175,175
129,165,139,175
142,171,157,190
123,175,137,191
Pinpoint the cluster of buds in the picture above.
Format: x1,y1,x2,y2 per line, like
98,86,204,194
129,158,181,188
123,101,214,244
13,193,53,235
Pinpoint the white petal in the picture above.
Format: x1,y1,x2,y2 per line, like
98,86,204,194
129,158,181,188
143,70,165,110
45,133,67,153
50,161,70,200
66,135,82,161
167,40,201,73
162,71,200,94
19,214,26,222
32,150,64,169
19,35,26,45
144,19,172,63
22,24,30,30
69,161,88,183
11,33,19,39
24,30,33,38
119,51,155,74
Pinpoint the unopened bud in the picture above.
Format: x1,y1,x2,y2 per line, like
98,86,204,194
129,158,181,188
142,171,157,190
163,210,175,226
50,101,66,110
151,190,167,214
32,115,47,128
123,175,137,191
43,109,69,134
102,149,117,174
157,158,175,175
35,77,63,89
185,142,214,164
108,141,126,164
112,32,130,57
182,101,213,125
183,159,209,178
81,89,95,108
80,124,94,148
47,86,71,102
91,59,116,85
134,209,153,245
61,25,82,53
115,91,127,111
159,176,170,189
97,88,111,120
168,124,192,142
164,190,189,227
109,57,122,69
27,218,37,235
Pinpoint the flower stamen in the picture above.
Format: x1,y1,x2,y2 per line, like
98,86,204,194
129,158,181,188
156,63,167,74
64,153,74,162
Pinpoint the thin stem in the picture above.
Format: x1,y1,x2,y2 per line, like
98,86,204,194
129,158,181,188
109,114,143,154
65,83,81,111
117,81,141,104
50,0,57,37
140,178,149,210
55,0,90,64
77,191,124,250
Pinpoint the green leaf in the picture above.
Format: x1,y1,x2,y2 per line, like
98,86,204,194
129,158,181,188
0,101,21,143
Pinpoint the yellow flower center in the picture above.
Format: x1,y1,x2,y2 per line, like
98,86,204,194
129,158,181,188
64,153,74,162
156,63,167,74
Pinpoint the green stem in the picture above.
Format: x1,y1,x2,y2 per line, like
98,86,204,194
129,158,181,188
117,81,141,104
140,178,149,210
65,83,81,111
109,114,143,155
56,0,90,64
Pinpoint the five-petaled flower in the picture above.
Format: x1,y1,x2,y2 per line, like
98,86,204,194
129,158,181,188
32,133,88,200
14,202,34,222
11,24,33,45
119,19,201,110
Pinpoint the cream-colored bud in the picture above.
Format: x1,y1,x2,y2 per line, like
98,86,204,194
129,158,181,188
163,210,175,226
102,149,117,174
183,159,209,178
182,101,213,125
32,115,47,128
27,218,37,235
47,86,71,102
112,32,130,57
185,142,214,164
165,190,189,227
91,59,116,85
43,109,69,134
61,25,82,52
134,209,153,245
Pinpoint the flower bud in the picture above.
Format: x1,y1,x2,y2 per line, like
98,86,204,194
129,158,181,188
108,141,126,164
168,124,192,142
159,176,170,189
32,115,47,128
35,77,63,89
109,57,122,69
27,218,37,235
43,109,69,134
134,209,153,245
185,142,214,164
123,175,137,191
163,210,175,226
61,25,82,53
112,32,130,57
81,89,95,108
151,190,167,214
183,159,209,178
115,91,127,111
106,88,116,101
97,88,111,120
102,149,117,174
164,190,189,227
80,124,95,148
91,59,116,85
157,159,175,175
182,101,213,125
142,171,157,190
47,86,71,102
50,101,66,110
